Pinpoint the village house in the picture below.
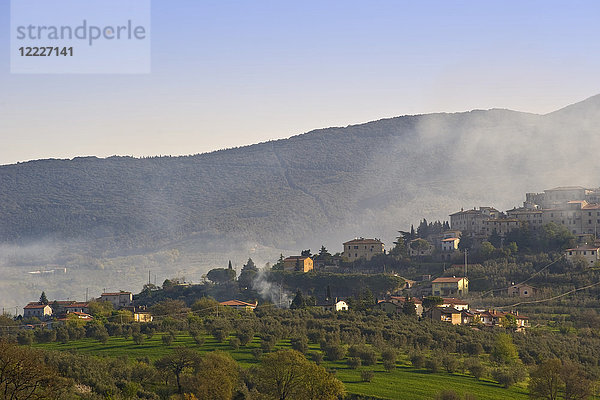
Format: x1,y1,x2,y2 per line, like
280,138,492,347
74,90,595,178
565,245,600,266
449,207,500,235
509,284,536,297
64,302,89,314
318,300,348,312
506,207,543,230
441,298,469,310
133,309,153,322
429,307,462,325
388,296,423,316
342,238,384,261
476,310,530,331
219,299,258,311
283,256,314,272
431,277,469,296
441,237,460,252
23,303,53,319
100,291,133,309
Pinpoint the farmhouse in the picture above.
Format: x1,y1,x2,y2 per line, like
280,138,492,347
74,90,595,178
283,256,314,272
23,303,52,319
431,277,469,296
342,238,384,261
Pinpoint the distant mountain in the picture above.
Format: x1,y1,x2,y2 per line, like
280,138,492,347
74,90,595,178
2,94,600,254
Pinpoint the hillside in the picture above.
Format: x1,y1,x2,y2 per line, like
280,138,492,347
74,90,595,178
2,95,600,306
3,95,600,252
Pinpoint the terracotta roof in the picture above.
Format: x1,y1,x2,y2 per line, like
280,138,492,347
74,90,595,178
438,307,461,314
432,277,466,283
442,298,469,305
284,256,310,261
389,296,422,304
220,300,257,307
24,303,49,309
101,292,131,296
343,238,383,245
65,302,89,308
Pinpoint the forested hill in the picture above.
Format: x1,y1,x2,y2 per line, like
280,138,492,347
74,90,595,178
2,94,600,252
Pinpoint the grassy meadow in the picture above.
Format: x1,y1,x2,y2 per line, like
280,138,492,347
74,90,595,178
35,332,529,400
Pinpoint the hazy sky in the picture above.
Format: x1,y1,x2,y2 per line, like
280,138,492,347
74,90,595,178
1,1,600,166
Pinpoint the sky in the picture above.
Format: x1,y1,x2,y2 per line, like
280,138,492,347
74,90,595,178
1,1,600,166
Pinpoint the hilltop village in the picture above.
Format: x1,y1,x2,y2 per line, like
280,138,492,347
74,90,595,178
15,185,600,334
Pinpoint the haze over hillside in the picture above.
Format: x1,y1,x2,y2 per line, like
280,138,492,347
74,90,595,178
1,94,600,308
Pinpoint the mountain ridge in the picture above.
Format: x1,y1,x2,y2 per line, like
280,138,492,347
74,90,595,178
1,95,600,255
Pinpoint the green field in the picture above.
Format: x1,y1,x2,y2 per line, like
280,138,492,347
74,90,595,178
36,333,529,400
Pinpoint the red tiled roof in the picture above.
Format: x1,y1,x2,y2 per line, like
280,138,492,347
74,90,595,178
101,292,131,296
220,300,257,307
442,298,469,305
24,303,49,309
432,277,466,283
389,296,422,304
284,256,310,261
65,302,89,308
343,238,383,245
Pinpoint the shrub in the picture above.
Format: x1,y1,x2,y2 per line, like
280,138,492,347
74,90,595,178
17,331,33,345
251,348,263,360
411,353,425,368
360,370,374,382
290,336,308,354
347,357,361,369
310,351,323,365
161,333,173,346
229,337,240,350
442,354,459,373
464,358,486,380
324,343,346,361
426,357,441,373
237,330,254,346
359,347,377,366
132,332,144,345
383,359,396,372
435,390,461,400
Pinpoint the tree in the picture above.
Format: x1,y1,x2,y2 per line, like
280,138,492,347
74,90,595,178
529,359,562,400
301,249,312,257
39,291,48,305
479,241,496,259
422,296,443,310
290,290,305,309
490,333,518,364
561,360,591,400
228,260,233,270
458,233,474,252
207,268,236,284
183,351,239,400
0,342,71,399
402,298,417,316
239,258,258,290
253,350,344,400
410,238,432,259
489,229,502,248
87,300,114,318
191,296,220,316
155,347,201,394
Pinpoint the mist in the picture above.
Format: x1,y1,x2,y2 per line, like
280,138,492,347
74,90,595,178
2,95,600,308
